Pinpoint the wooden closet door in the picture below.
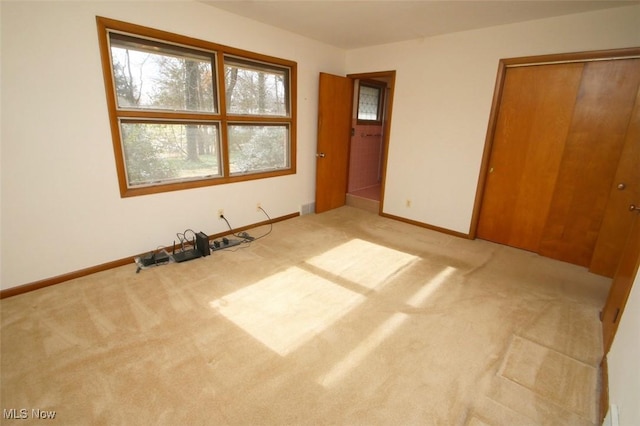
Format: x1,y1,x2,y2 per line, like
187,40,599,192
590,84,640,276
479,58,640,275
538,59,640,267
476,63,584,251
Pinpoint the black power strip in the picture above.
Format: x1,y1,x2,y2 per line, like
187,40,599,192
238,232,255,241
210,237,243,251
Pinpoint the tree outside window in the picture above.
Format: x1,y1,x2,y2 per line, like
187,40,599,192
97,17,296,197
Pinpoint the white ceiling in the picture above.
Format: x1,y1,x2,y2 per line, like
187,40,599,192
201,0,639,49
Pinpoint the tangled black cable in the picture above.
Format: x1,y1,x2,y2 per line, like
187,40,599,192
220,207,273,243
176,229,197,250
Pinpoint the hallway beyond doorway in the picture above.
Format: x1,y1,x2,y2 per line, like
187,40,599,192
347,184,381,213
349,184,381,201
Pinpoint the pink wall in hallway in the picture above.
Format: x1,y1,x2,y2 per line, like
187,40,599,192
348,119,383,192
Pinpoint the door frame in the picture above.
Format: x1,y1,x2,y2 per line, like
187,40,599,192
470,47,640,239
347,70,396,214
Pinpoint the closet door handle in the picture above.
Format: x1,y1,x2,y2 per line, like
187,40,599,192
630,204,640,212
316,152,326,158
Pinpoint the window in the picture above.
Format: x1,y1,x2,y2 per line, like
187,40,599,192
357,81,386,124
96,17,296,197
224,57,291,174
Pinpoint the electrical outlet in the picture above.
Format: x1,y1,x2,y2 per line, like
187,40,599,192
256,202,262,211
406,199,412,208
218,209,224,218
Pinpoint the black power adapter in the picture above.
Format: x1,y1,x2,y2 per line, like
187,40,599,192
196,232,210,257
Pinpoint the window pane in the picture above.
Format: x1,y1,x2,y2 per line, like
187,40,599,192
121,122,221,187
228,125,289,174
225,57,289,116
110,34,216,113
358,85,381,121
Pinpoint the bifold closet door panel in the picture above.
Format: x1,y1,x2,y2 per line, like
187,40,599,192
590,84,640,277
476,63,584,251
539,59,640,267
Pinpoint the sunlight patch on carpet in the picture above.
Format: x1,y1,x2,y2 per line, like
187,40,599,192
318,312,409,387
406,266,456,307
499,336,597,422
210,267,365,356
305,238,418,291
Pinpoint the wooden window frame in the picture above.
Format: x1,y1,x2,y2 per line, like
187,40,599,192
96,16,297,197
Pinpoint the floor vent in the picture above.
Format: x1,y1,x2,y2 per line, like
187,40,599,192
300,202,315,215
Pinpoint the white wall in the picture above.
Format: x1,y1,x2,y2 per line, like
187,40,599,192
346,5,640,234
607,271,640,425
0,1,345,290
2,2,640,290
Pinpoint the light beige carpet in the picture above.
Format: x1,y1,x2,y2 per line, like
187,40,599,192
0,206,610,425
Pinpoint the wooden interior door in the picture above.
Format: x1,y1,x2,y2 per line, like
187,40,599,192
538,59,640,267
315,73,353,213
476,63,584,250
590,84,640,276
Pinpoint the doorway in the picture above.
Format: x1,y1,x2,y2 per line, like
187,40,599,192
346,73,394,213
315,70,395,214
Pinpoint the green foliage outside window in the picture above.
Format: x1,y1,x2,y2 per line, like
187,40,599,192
97,16,296,196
